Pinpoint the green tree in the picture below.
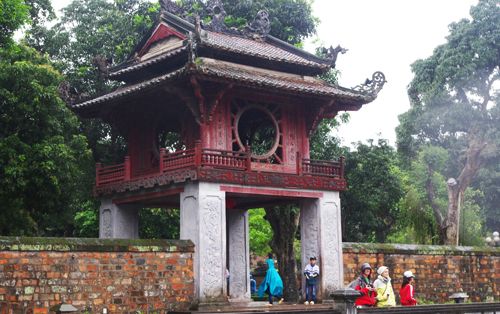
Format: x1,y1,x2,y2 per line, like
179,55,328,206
28,0,157,79
139,208,180,239
459,188,486,246
310,115,349,161
24,0,55,28
27,0,159,165
0,44,93,235
264,204,300,301
25,0,161,235
341,139,405,242
0,0,29,46
248,208,272,256
397,0,499,244
476,160,500,232
177,0,317,45
393,146,454,244
1,0,94,236
388,185,438,244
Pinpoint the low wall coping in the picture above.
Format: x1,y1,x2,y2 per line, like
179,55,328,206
0,236,194,252
343,242,500,256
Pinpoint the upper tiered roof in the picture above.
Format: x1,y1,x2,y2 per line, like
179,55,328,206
73,0,385,117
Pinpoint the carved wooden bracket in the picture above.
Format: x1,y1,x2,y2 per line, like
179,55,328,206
322,100,338,119
307,105,325,137
189,76,234,124
190,76,206,124
163,85,202,125
208,83,233,122
306,100,335,137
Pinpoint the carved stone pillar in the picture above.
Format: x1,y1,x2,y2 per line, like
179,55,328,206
180,182,227,304
227,208,250,301
300,191,343,302
99,199,139,239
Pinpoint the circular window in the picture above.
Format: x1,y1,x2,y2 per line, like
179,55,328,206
235,105,280,159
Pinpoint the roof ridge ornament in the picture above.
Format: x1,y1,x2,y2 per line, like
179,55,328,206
160,0,196,24
353,71,387,95
243,10,271,39
207,0,227,32
188,16,201,65
160,0,183,16
320,45,348,69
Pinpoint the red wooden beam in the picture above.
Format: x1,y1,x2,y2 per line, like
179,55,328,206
124,156,131,180
220,185,323,198
113,187,185,205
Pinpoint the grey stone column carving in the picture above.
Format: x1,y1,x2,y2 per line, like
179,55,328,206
300,198,321,300
319,191,344,298
99,199,139,239
227,209,250,301
300,191,343,302
180,182,227,304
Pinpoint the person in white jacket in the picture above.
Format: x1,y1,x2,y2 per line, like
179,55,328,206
303,256,320,305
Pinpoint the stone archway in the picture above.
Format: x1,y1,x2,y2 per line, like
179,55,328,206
178,182,344,304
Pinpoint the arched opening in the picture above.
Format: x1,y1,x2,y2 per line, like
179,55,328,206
231,101,283,164
236,106,279,159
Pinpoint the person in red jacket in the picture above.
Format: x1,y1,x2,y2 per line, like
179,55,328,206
352,263,377,307
399,270,417,306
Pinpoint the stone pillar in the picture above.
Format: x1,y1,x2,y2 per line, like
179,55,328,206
300,191,343,302
227,209,250,301
99,199,139,239
331,289,361,314
180,182,227,304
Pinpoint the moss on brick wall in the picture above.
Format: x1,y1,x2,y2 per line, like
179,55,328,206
343,242,500,256
0,236,194,253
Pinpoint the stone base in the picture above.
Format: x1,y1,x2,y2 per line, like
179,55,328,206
187,302,335,313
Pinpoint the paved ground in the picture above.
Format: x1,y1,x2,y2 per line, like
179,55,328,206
170,302,338,314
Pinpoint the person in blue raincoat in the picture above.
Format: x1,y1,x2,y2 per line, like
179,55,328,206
258,253,284,305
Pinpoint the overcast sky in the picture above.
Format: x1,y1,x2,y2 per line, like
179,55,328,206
50,0,479,147
305,0,478,147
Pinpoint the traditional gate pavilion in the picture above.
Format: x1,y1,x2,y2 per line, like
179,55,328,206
72,0,385,306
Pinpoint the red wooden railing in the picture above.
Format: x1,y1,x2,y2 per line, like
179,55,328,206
95,156,130,187
161,148,196,172
302,157,344,178
96,148,344,187
201,148,248,170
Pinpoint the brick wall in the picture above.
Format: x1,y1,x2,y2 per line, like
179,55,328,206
1,238,498,312
343,243,499,303
0,237,194,313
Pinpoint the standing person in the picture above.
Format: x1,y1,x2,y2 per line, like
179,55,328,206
250,274,257,295
373,266,396,307
400,271,417,306
303,256,320,305
353,263,377,308
258,253,284,305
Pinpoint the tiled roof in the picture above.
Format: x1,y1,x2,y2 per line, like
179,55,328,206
194,58,373,102
107,11,331,80
201,31,330,69
109,45,188,78
73,68,185,109
74,59,374,111
108,31,329,80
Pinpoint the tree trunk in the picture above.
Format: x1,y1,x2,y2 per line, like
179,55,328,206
444,179,460,245
444,135,486,245
425,165,448,244
264,205,300,302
